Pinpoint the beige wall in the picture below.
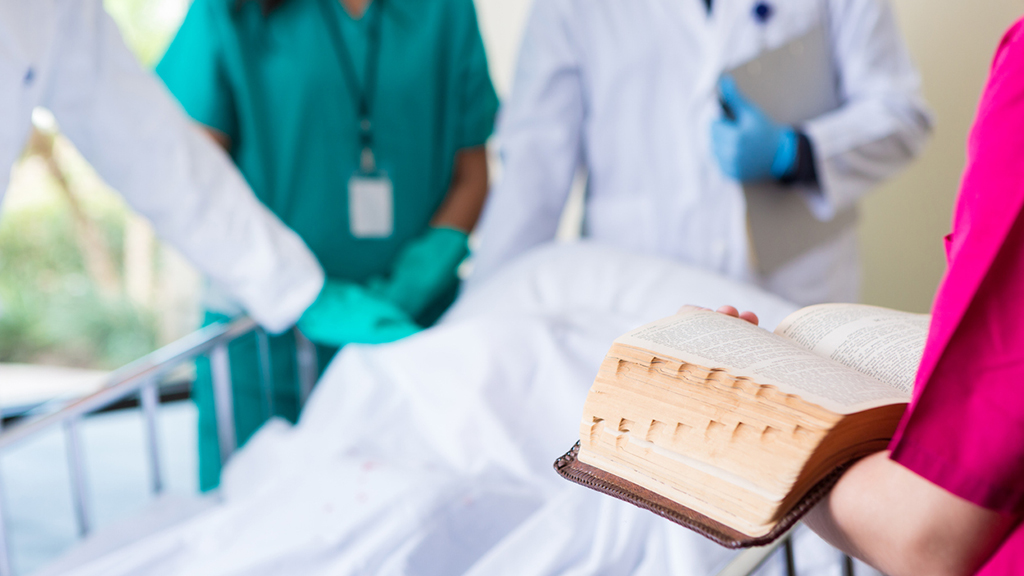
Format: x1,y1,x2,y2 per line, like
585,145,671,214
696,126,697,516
861,1,1023,312
474,1,1024,312
474,0,531,97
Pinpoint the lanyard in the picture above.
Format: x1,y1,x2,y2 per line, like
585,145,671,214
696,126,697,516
318,0,386,173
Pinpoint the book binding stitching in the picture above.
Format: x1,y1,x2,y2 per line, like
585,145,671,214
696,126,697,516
553,441,857,549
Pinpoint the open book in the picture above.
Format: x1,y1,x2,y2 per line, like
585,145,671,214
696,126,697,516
555,304,928,547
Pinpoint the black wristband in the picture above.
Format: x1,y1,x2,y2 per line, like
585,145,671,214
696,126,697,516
779,132,819,187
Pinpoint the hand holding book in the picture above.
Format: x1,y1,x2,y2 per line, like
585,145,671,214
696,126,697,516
555,303,929,547
679,304,760,326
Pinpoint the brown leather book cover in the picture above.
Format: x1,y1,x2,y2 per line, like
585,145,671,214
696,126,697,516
553,442,855,549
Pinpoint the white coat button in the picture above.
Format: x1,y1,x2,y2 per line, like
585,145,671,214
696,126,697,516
753,2,774,23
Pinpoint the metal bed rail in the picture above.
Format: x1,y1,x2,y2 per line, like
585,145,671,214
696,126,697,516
0,317,318,576
715,532,792,576
0,318,855,576
714,531,856,576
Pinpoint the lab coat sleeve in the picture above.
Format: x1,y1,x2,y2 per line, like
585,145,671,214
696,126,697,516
42,0,325,333
468,0,585,286
801,0,933,219
155,0,239,141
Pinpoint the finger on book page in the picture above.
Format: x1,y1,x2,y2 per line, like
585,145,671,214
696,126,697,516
715,305,760,326
676,304,759,326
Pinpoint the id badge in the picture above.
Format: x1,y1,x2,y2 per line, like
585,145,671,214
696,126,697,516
348,173,394,238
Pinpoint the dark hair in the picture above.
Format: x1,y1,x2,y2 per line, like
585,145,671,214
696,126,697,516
235,0,288,15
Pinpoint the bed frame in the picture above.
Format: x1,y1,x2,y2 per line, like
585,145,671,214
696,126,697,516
0,319,854,576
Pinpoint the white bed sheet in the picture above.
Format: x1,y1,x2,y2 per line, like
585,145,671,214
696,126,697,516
50,242,873,576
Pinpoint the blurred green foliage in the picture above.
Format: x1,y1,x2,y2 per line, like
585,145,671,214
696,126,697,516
0,1,187,369
0,201,157,369
105,0,189,68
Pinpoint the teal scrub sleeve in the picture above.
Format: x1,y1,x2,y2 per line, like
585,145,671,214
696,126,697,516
455,0,499,150
155,0,238,140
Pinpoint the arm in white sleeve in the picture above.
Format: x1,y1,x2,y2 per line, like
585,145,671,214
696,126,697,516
802,0,933,219
42,0,324,333
468,0,585,285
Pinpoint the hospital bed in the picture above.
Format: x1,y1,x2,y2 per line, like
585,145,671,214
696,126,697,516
0,318,317,575
0,244,861,576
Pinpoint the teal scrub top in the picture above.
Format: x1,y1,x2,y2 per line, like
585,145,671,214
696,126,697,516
156,0,499,282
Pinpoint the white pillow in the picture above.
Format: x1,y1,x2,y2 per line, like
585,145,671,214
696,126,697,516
451,241,799,331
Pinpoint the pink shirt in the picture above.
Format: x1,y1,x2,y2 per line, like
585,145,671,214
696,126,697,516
888,19,1024,573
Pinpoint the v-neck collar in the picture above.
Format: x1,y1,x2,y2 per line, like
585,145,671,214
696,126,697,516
338,0,375,22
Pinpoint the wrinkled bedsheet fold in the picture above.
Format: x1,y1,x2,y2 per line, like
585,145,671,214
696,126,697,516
56,243,865,576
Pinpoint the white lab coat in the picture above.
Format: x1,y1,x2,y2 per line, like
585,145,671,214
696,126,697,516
0,0,324,333
471,0,932,305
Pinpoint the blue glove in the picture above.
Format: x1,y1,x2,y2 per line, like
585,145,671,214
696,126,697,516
367,226,469,319
297,280,421,348
711,76,799,182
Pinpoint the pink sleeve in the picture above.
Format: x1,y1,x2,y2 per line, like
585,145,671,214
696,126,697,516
890,213,1024,513
888,19,1024,515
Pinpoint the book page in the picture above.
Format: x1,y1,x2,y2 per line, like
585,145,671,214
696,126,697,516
774,304,928,396
616,311,908,415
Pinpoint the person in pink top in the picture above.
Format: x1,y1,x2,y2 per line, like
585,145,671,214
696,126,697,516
715,17,1024,576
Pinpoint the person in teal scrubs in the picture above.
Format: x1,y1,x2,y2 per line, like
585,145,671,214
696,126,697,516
157,0,499,491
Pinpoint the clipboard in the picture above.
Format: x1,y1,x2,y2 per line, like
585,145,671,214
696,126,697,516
726,24,856,276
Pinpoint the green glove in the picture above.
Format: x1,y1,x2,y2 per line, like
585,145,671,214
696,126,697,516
368,226,470,319
297,280,421,348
